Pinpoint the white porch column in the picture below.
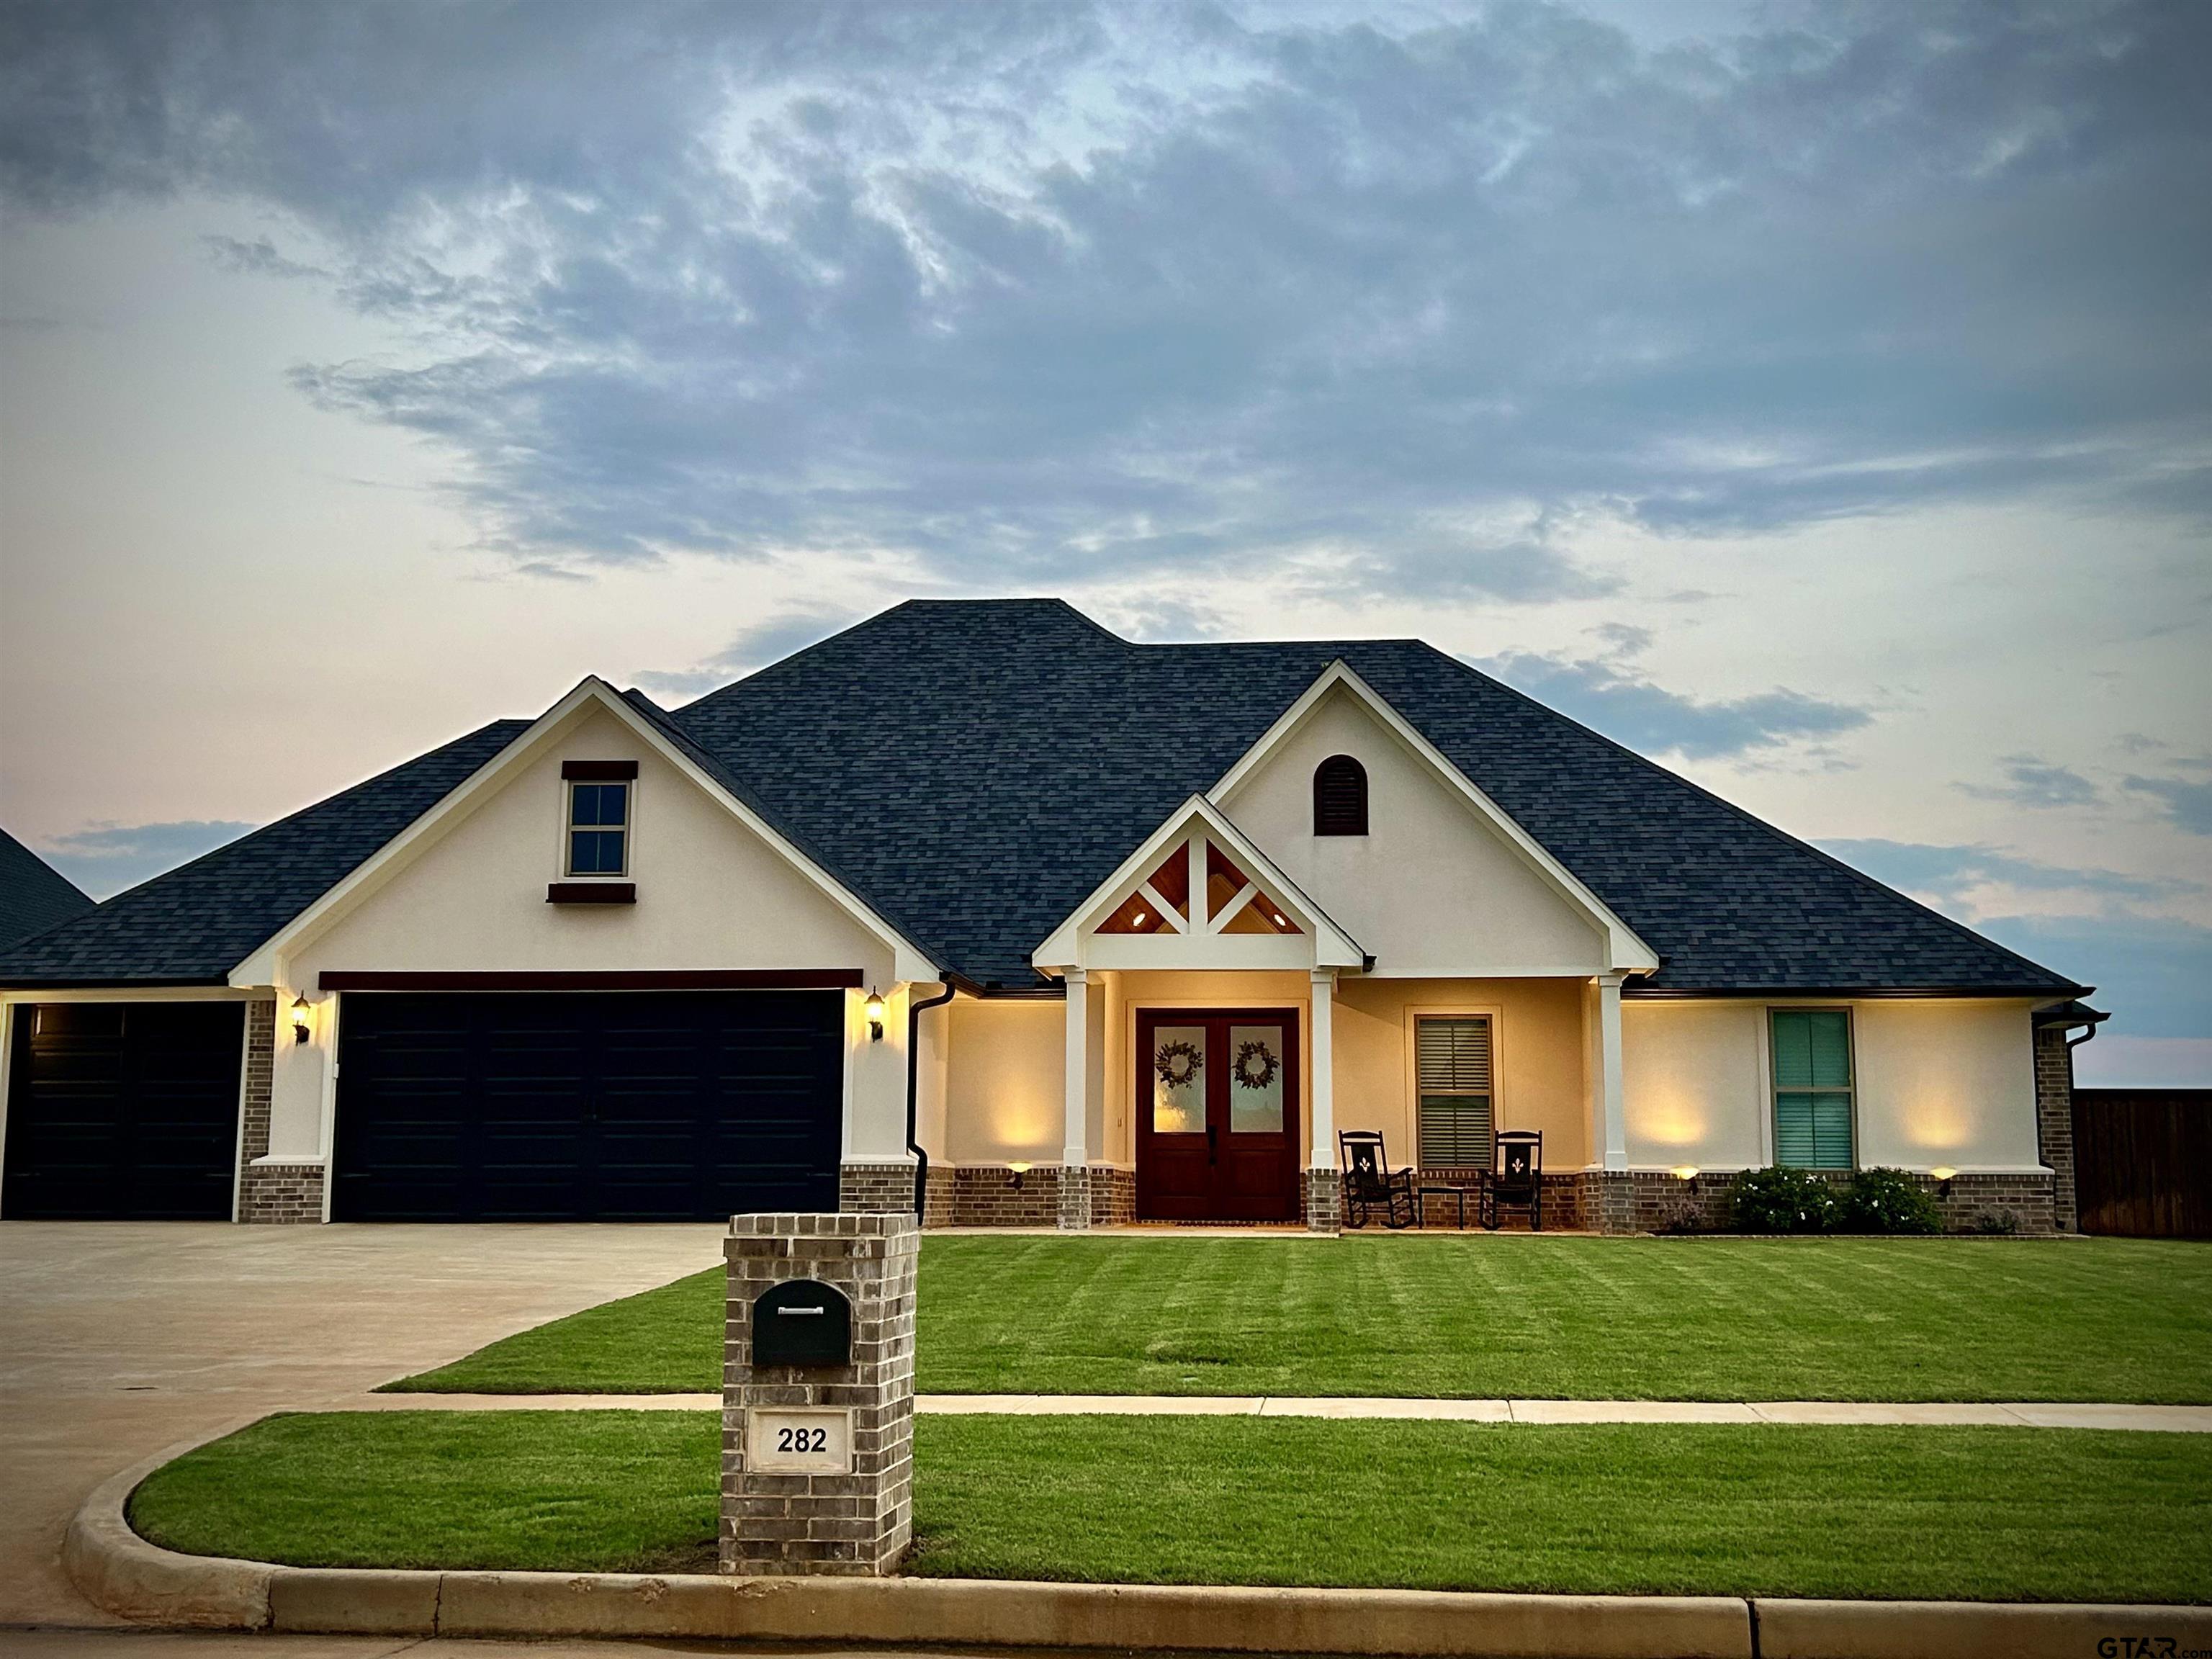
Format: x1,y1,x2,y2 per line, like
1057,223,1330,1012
1308,968,1336,1167
1059,967,1092,1231
1594,971,1628,1172
1306,968,1341,1232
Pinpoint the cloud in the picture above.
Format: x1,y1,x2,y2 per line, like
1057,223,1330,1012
4,0,2208,594
1475,629,1869,760
1817,838,2195,907
1817,837,2209,1043
1956,755,2103,809
634,606,857,700
38,819,256,900
201,233,324,280
2125,773,2212,835
1974,911,2212,1040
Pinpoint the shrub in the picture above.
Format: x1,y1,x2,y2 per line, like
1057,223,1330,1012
1838,1167,1942,1235
1972,1208,2021,1236
1652,1199,1704,1236
1730,1166,1838,1234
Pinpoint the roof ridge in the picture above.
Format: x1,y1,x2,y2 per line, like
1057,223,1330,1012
1407,641,2081,992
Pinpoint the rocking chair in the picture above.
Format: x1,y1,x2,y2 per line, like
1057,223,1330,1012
1339,1130,1419,1230
1480,1130,1545,1231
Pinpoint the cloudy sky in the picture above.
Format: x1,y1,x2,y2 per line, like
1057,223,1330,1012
1,0,2206,1082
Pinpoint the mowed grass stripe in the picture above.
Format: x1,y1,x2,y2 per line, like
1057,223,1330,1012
385,1235,2212,1403
128,1410,2212,1603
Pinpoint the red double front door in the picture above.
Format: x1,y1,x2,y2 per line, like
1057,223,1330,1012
1134,1009,1300,1222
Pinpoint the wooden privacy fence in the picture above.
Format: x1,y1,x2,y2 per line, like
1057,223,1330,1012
2072,1089,2212,1238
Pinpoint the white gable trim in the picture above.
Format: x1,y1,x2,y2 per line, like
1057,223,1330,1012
1033,795,1366,972
1212,661,1660,974
230,678,936,989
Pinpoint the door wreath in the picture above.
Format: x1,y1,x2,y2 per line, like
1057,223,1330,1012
1153,1040,1203,1089
1232,1038,1279,1092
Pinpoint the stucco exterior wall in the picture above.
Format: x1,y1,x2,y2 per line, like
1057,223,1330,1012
274,705,901,1169
1621,1000,1768,1170
943,996,1066,1166
1619,996,2047,1173
1332,976,1591,1169
1852,998,2044,1170
1219,689,1607,978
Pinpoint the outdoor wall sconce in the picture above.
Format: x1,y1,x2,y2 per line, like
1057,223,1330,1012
865,988,885,1043
1671,1164,1700,1194
290,993,313,1046
1007,1162,1030,1191
1930,1166,1957,1197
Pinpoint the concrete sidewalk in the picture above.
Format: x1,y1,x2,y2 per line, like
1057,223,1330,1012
333,1391,2212,1431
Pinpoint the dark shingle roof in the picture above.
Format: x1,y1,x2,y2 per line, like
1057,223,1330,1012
0,827,94,949
672,600,2082,995
0,601,2084,996
0,721,528,984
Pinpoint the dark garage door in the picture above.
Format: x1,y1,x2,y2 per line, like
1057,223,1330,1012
332,991,844,1220
3,1002,244,1220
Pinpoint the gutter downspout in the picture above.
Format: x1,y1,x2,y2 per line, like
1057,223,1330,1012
907,981,956,1220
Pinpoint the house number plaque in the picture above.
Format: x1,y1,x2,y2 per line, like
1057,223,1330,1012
746,1407,853,1475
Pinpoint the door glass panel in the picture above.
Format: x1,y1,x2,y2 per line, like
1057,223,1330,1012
1150,1025,1207,1133
1227,1024,1285,1133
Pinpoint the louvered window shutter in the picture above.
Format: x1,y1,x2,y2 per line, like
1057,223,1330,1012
1416,1016,1493,1167
1313,756,1369,835
1771,1010,1854,1169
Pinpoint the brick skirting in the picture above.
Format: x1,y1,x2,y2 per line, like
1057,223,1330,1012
838,1163,918,1214
1558,1168,2059,1236
237,1161,325,1223
1089,1165,1137,1226
1303,1168,1341,1233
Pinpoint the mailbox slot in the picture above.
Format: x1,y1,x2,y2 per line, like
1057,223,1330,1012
752,1278,853,1368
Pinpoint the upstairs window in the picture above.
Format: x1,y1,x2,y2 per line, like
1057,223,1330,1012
1313,755,1368,836
1771,1010,1855,1169
1416,1015,1493,1167
565,779,631,876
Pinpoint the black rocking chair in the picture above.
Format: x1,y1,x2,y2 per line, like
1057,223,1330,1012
1339,1130,1419,1230
1480,1130,1545,1231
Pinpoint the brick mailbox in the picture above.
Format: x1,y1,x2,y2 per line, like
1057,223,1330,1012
719,1212,919,1575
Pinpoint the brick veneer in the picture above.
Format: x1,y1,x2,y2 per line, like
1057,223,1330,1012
1056,1162,1092,1230
2033,1022,2078,1233
947,1163,1060,1226
838,1162,917,1213
1303,1167,1341,1233
234,999,328,1224
1089,1165,1137,1226
721,1213,917,1576
1559,1168,2057,1235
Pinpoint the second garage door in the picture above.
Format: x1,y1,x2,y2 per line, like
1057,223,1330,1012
332,990,843,1221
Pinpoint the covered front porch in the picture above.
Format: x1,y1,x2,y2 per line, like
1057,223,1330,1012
914,797,1638,1232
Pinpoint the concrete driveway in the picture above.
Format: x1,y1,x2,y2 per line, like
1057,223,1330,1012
0,1221,725,1629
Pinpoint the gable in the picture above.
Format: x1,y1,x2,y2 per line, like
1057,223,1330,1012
284,704,896,984
1218,685,1609,977
1033,796,1364,973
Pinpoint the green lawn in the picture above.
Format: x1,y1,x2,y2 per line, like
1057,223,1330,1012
386,1234,2212,1403
131,1408,2212,1602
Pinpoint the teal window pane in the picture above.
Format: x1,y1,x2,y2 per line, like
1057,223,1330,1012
1812,1092,1853,1168
1774,1093,1817,1166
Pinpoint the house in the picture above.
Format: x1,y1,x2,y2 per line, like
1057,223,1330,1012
0,600,2102,1231
0,827,94,950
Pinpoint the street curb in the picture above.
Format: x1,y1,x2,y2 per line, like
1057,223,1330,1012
65,1444,2212,1658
